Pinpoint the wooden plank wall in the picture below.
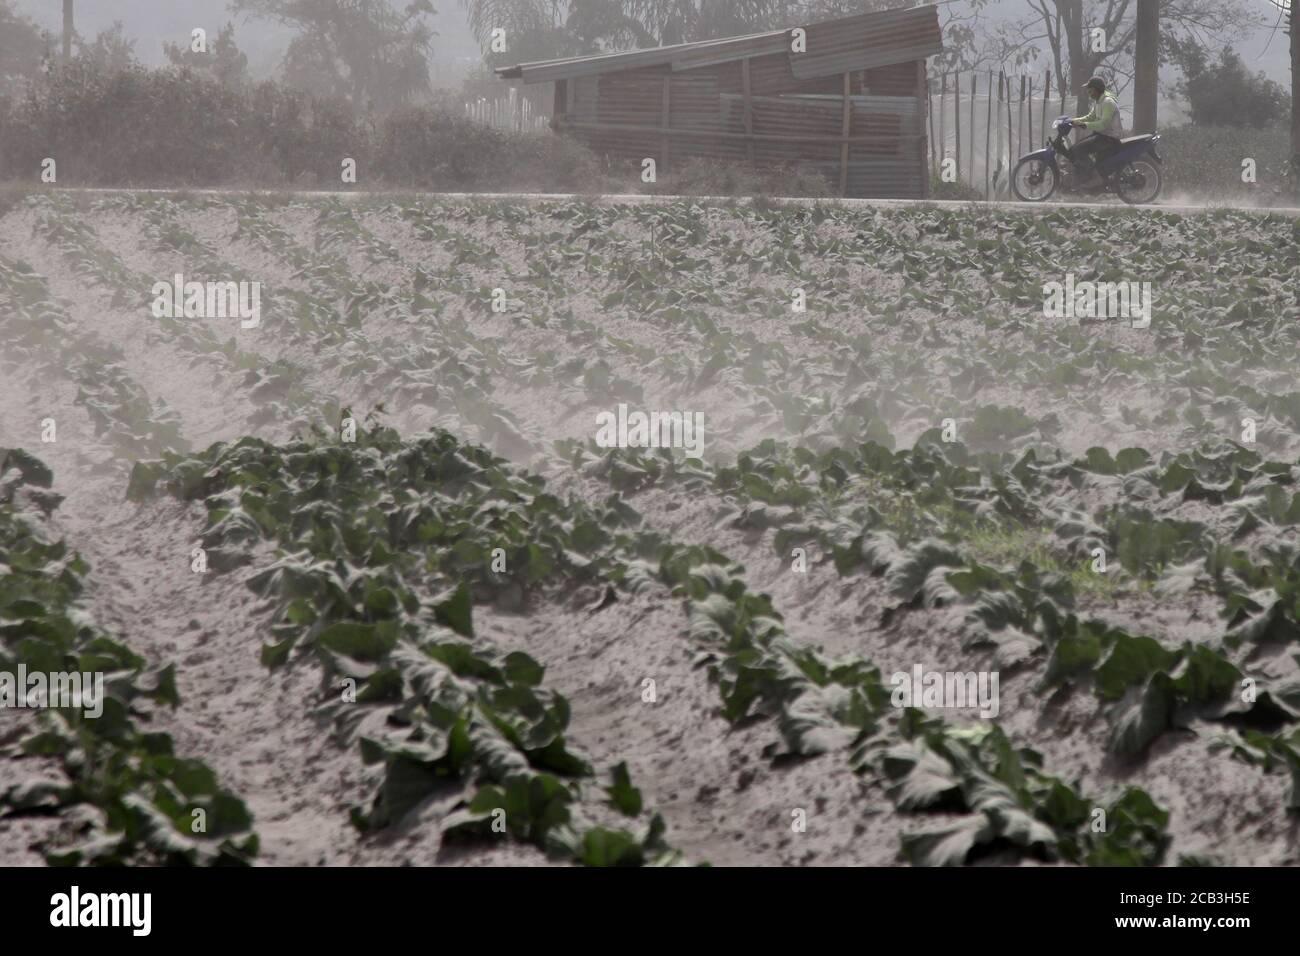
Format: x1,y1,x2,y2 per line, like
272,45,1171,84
557,57,927,198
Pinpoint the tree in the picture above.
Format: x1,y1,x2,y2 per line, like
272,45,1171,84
461,0,906,64
164,22,251,87
1170,43,1290,128
1270,0,1299,188
1132,0,1158,132
991,0,1258,114
0,0,51,84
231,0,437,111
461,0,584,64
77,22,140,73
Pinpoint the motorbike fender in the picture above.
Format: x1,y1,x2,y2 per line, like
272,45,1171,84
1020,148,1058,168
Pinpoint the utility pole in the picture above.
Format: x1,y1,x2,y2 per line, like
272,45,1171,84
1133,0,1159,133
62,0,74,62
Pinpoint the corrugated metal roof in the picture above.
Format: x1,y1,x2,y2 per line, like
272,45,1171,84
792,6,942,78
495,5,941,84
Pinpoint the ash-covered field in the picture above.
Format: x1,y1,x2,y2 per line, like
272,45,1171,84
1,190,1298,866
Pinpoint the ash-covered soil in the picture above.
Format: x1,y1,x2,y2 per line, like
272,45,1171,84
2,190,1298,866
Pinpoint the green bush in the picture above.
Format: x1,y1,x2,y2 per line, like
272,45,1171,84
1172,47,1291,130
0,61,607,192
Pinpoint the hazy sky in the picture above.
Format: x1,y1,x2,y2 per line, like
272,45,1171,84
12,0,483,82
11,0,1295,85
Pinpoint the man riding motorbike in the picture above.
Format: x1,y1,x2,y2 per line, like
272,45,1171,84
1068,76,1122,188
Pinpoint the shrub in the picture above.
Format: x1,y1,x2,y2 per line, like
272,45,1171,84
0,60,619,193
371,105,506,187
1172,46,1291,130
1157,125,1296,202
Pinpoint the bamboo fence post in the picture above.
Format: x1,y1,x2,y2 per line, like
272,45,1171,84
661,75,671,172
1042,69,1051,142
969,72,977,186
928,71,936,170
941,70,951,171
995,71,1005,195
1026,75,1034,153
954,69,962,181
1005,70,1014,168
985,70,995,199
1018,74,1026,157
839,71,852,196
742,58,755,164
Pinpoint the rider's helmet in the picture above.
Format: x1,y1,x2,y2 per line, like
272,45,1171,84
1083,76,1106,95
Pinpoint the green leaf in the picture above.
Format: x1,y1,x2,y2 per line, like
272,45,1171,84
901,814,992,866
434,581,475,638
1109,674,1176,758
605,762,643,817
1094,634,1180,700
317,621,400,662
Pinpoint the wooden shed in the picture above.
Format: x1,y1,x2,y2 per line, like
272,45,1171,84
495,5,943,198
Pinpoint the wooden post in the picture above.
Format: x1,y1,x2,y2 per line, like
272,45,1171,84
953,70,962,182
919,60,931,198
1059,71,1066,121
985,70,994,199
1026,76,1034,153
969,72,977,187
1041,70,1051,144
661,75,671,173
938,72,947,171
927,70,936,171
1013,74,1024,157
993,72,1003,196
839,71,852,196
552,79,568,132
742,58,755,164
1005,71,1014,167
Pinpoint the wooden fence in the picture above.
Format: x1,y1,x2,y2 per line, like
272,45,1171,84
927,69,1096,200
464,85,551,133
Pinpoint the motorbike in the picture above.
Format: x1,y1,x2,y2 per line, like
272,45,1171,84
1011,117,1163,205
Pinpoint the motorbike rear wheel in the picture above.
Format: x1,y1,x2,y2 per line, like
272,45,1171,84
1115,159,1162,205
1011,157,1058,202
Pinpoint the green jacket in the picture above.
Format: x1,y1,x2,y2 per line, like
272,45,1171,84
1074,91,1122,136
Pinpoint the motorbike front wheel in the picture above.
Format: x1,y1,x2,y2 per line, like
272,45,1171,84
1011,157,1059,202
1115,159,1162,205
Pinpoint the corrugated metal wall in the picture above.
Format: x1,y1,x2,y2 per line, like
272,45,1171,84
511,7,940,198
562,59,926,198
